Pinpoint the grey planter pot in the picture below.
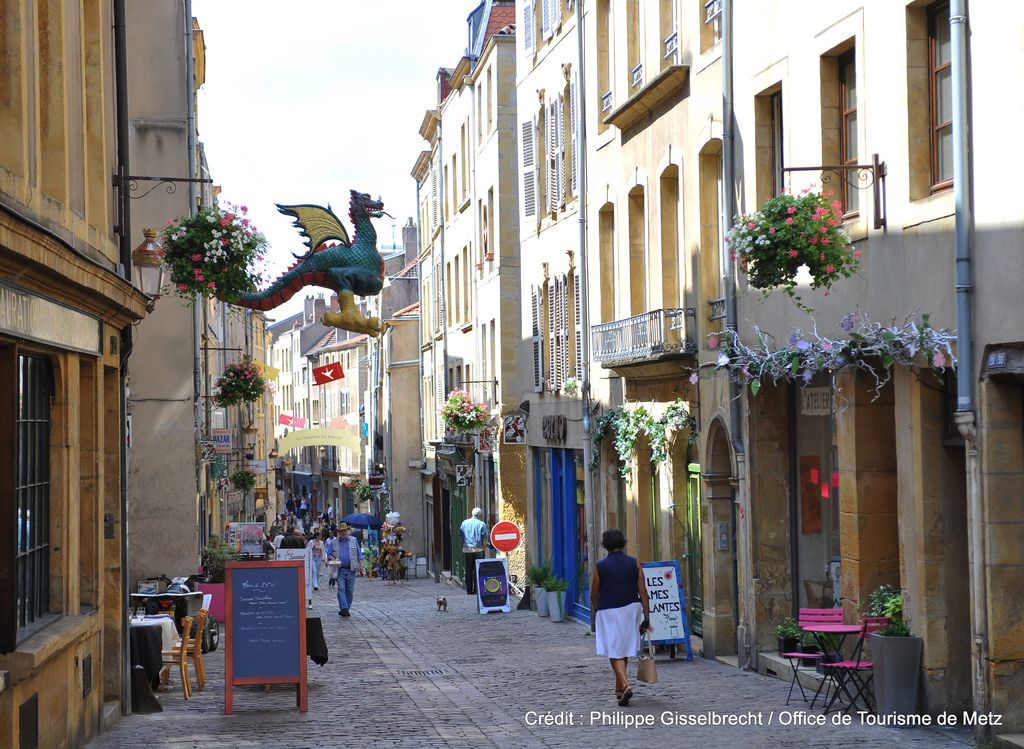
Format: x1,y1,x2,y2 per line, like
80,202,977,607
535,586,549,616
547,589,567,622
871,634,923,715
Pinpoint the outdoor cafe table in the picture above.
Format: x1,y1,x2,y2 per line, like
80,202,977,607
800,622,866,711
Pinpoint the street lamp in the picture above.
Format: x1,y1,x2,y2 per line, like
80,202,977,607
132,228,167,309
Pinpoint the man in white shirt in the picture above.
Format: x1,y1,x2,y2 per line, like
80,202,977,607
459,508,488,596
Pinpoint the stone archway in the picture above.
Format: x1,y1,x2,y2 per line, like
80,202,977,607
701,416,736,656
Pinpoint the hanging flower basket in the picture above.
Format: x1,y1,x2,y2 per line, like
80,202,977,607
160,203,267,303
230,469,257,494
440,389,490,432
213,359,266,407
728,191,861,312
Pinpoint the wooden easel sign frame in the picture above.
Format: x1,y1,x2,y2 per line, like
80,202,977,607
224,560,307,714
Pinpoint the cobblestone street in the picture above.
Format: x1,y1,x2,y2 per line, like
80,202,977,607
89,577,974,749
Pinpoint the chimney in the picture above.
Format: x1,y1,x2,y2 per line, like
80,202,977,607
303,295,317,324
403,218,417,264
329,294,340,312
313,295,326,322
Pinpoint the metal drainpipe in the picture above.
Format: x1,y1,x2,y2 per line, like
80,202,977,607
184,0,205,548
575,2,598,589
721,0,750,669
413,184,428,561
112,0,132,716
948,0,987,733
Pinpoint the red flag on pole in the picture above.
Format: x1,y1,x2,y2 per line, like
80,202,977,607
278,414,293,426
292,417,307,428
313,361,344,386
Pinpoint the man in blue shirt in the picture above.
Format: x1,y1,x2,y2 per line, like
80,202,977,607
459,508,488,595
329,522,362,616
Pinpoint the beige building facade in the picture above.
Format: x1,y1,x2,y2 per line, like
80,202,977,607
413,0,527,585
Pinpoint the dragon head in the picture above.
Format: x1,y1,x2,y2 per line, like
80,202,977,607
350,190,389,219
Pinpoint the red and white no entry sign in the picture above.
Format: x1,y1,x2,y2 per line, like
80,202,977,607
490,521,522,553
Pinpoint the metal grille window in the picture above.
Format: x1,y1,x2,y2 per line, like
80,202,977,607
16,354,52,635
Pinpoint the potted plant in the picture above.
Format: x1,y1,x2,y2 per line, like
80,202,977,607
160,203,267,303
213,359,267,407
562,377,579,397
526,563,550,613
869,585,923,716
354,480,374,507
727,190,861,312
230,469,257,494
544,575,568,622
196,535,239,622
799,630,823,668
440,388,490,433
776,616,800,655
530,563,551,616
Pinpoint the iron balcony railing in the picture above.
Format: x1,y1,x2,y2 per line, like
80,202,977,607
704,0,722,24
707,297,727,322
664,31,679,61
591,308,694,364
631,63,644,89
601,90,613,113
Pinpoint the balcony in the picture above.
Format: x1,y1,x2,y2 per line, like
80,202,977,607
663,31,679,62
601,90,613,113
604,63,689,131
591,308,695,376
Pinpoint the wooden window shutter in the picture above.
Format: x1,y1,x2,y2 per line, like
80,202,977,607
573,272,583,380
570,78,578,197
556,94,566,209
546,102,557,215
523,0,534,52
547,279,558,390
558,274,568,386
431,159,438,228
521,120,536,218
542,0,552,39
531,286,543,392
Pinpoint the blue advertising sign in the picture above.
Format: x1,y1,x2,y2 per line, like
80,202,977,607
476,557,510,614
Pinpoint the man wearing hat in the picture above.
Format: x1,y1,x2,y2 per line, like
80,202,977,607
329,523,362,617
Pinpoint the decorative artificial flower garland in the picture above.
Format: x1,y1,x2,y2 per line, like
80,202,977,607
703,313,956,401
591,399,697,477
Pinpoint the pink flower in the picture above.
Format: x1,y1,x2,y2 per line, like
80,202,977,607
831,200,842,211
178,283,188,291
768,227,776,235
192,254,202,261
788,249,799,257
785,217,794,225
241,205,248,213
853,250,863,257
787,206,797,215
689,372,699,384
820,253,826,262
821,238,830,246
220,218,230,227
747,222,756,230
820,226,828,233
809,237,818,245
207,281,217,289
825,264,835,273
933,352,947,367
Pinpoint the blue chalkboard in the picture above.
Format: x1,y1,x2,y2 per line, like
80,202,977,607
229,565,301,678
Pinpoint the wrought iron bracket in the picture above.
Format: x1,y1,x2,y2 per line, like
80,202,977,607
112,174,213,201
781,153,887,230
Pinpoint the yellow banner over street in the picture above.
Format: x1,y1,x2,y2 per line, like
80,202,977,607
254,361,280,380
278,427,360,453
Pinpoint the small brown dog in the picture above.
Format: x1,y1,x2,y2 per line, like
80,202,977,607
436,596,448,612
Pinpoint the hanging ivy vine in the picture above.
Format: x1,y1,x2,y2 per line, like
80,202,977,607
591,398,697,478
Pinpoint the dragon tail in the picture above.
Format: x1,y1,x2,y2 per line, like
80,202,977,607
233,268,333,311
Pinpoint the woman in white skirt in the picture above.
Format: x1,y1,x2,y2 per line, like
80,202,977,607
590,529,651,706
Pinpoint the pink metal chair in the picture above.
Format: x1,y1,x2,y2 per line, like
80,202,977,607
822,616,889,714
780,609,844,705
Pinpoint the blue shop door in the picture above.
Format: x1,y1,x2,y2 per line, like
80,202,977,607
551,448,589,623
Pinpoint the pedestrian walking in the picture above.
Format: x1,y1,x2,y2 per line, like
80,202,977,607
279,525,306,549
324,532,339,588
458,507,488,595
330,523,362,617
308,530,326,590
589,529,651,707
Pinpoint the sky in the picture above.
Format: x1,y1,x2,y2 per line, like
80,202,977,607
192,1,474,322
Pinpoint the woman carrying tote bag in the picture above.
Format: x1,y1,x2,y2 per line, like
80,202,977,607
590,529,651,706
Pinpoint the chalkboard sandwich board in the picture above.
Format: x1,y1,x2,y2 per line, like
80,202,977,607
224,560,307,714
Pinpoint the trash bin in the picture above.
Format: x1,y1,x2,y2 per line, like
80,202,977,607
415,558,427,579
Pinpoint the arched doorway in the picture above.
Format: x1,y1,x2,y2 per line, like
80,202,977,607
702,416,737,656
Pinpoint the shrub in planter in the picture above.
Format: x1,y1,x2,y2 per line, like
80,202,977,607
544,576,568,622
160,203,267,303
868,586,923,715
775,616,800,654
526,562,551,611
728,191,861,312
200,535,239,584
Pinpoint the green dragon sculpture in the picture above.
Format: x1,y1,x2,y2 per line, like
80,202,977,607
232,190,387,336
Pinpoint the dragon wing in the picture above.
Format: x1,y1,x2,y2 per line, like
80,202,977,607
276,203,351,257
